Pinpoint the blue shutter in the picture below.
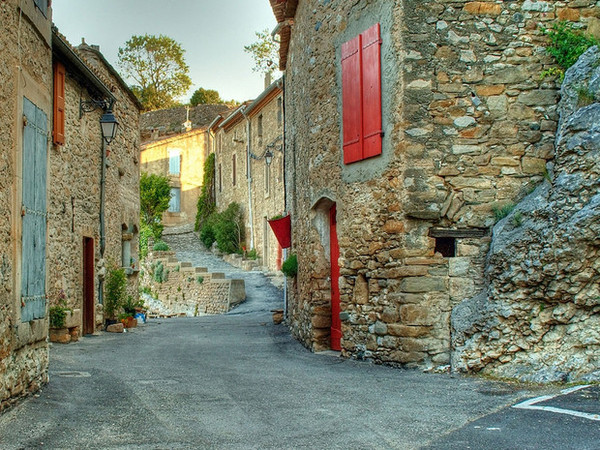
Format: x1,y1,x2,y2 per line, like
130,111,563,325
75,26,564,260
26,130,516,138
168,188,181,212
169,149,181,175
21,97,47,322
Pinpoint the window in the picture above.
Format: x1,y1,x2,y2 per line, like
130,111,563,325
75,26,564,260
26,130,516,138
232,154,237,186
218,163,222,193
34,0,48,17
53,62,65,145
258,114,263,146
168,148,181,175
435,237,456,258
277,97,283,128
168,187,181,212
264,163,270,196
341,23,383,164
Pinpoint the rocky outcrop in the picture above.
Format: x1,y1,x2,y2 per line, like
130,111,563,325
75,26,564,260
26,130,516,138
452,47,600,382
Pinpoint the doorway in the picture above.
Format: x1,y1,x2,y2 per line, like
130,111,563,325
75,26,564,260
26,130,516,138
82,237,95,335
329,204,341,351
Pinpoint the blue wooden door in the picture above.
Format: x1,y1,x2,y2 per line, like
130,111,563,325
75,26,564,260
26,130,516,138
21,97,47,322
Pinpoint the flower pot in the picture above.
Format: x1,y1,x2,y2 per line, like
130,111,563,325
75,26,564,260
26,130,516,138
268,215,291,249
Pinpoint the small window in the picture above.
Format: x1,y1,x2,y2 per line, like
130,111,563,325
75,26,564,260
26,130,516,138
277,97,283,128
168,187,181,212
34,0,48,17
258,114,263,146
218,163,222,192
168,149,181,175
435,237,456,258
232,154,237,186
264,163,270,196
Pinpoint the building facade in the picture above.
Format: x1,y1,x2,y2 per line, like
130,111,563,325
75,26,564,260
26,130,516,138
213,80,285,271
140,104,231,227
0,0,53,411
270,0,598,375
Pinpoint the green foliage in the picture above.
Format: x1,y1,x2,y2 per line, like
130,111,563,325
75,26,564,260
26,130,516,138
281,254,298,278
139,223,153,259
203,203,244,254
270,214,284,221
122,295,143,315
140,172,171,239
195,153,216,232
246,248,258,260
140,286,152,296
118,34,192,111
105,266,127,319
576,85,598,106
542,22,599,80
200,220,217,249
49,298,72,329
196,276,204,284
511,211,523,227
153,261,168,283
118,312,134,321
190,88,224,106
492,203,515,222
244,29,280,75
153,241,170,251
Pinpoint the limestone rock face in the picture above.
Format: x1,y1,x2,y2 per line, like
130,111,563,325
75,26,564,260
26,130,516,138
452,47,600,383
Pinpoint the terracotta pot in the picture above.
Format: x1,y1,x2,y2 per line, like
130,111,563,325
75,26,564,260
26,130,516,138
268,215,291,248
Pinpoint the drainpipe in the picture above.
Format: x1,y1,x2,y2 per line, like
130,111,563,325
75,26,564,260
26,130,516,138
242,108,255,250
98,138,107,305
281,75,288,320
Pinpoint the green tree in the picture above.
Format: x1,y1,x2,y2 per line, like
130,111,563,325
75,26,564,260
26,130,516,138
195,153,216,231
190,88,224,106
244,29,279,75
140,172,171,238
118,34,192,111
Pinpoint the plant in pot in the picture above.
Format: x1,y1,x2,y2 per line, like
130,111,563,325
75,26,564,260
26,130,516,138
49,296,73,343
120,295,141,328
105,265,126,328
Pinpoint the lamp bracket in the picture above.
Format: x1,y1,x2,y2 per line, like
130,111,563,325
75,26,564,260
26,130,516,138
80,97,115,119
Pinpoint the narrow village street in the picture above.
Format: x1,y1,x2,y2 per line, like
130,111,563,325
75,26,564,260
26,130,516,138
0,231,598,449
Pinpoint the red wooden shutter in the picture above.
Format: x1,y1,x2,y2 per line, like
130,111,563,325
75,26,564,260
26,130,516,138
53,62,65,145
341,35,363,164
361,23,382,159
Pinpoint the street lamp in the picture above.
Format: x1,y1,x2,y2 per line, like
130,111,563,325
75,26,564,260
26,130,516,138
264,149,273,166
100,109,119,145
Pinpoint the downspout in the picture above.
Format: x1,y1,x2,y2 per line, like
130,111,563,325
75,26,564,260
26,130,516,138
243,108,255,250
281,75,288,320
98,138,106,305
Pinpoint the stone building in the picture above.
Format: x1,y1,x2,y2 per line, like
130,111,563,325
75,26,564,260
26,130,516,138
0,0,53,412
49,32,142,337
140,104,231,227
213,79,285,271
270,0,599,378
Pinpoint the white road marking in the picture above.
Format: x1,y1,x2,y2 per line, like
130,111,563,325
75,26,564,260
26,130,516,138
512,384,600,422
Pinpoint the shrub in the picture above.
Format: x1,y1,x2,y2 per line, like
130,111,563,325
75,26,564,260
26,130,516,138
195,153,216,231
492,203,515,222
281,254,298,278
246,248,258,260
196,276,204,284
542,21,599,80
153,241,170,251
200,203,244,253
49,299,72,329
105,266,127,319
153,261,168,283
200,217,217,249
139,222,154,259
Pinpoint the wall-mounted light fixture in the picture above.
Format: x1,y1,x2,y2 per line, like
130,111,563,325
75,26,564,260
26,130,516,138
80,98,119,145
264,150,273,166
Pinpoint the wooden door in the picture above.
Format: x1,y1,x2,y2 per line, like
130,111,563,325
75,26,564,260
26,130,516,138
329,204,341,351
83,237,95,335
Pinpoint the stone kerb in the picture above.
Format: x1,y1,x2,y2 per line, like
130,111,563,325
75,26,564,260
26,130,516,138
141,252,245,316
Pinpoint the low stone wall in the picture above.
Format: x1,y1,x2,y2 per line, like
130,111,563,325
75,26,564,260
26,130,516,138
141,251,245,316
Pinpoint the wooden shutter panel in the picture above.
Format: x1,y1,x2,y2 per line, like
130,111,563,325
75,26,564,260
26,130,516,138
361,23,382,159
341,35,363,165
53,62,66,145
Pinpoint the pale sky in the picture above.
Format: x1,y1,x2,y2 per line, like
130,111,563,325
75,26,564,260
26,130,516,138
51,0,278,103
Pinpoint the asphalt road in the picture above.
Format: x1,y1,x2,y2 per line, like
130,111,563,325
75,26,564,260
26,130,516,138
1,234,598,449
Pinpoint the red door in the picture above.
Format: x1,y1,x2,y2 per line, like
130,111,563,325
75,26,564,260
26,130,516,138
329,205,342,351
83,237,95,335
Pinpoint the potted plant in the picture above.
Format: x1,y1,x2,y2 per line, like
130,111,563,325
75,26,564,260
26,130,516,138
121,295,140,328
49,297,73,343
105,265,126,328
268,213,291,248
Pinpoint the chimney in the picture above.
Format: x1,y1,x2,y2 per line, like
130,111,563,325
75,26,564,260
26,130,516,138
264,72,272,90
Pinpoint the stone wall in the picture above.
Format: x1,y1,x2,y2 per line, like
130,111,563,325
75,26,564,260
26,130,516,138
141,251,245,315
141,129,207,227
452,47,600,383
280,0,596,367
0,0,52,411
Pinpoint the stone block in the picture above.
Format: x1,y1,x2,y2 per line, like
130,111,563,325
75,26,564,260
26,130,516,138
475,85,505,97
383,220,405,234
229,279,246,306
449,258,471,277
64,309,81,329
521,157,546,174
401,277,446,293
400,304,434,326
106,323,124,333
49,328,71,344
387,324,431,338
463,2,502,16
312,315,331,329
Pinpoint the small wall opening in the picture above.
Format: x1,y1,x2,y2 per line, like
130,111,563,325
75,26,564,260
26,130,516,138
435,237,456,258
